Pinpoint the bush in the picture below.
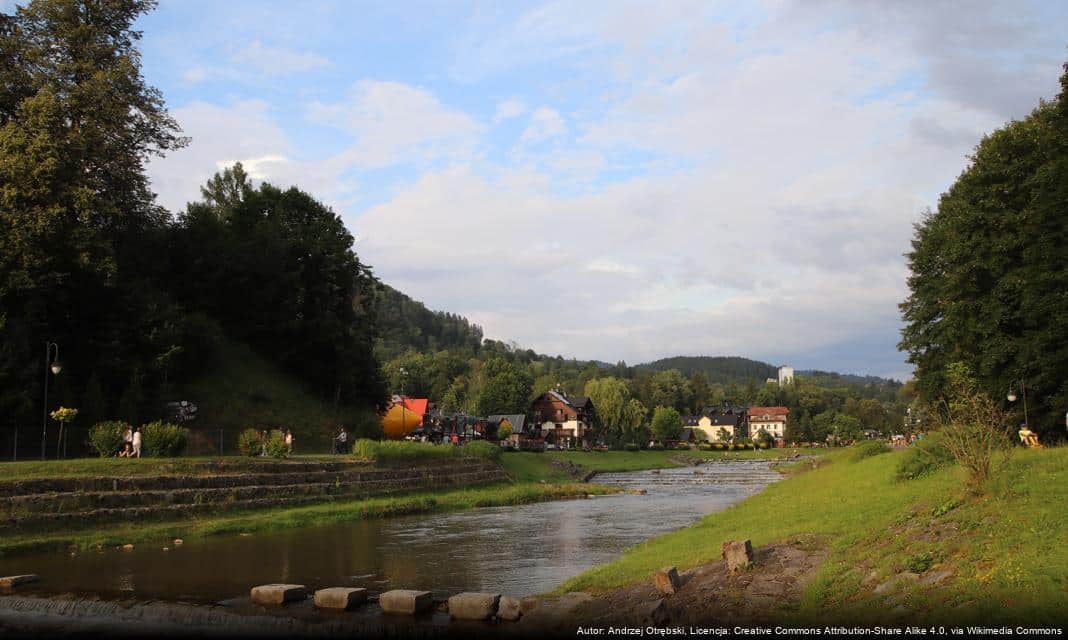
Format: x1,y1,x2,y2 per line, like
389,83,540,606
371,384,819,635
264,429,289,458
852,439,891,461
141,421,188,457
354,439,461,465
698,443,714,451
238,428,262,457
648,443,665,451
712,442,726,450
464,439,502,462
675,442,691,450
88,421,128,457
895,431,956,481
623,443,640,452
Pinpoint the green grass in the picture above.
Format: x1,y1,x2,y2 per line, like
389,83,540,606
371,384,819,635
0,454,351,481
555,447,1068,625
0,481,617,557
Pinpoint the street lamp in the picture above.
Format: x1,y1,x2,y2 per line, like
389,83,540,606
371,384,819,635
41,342,60,460
1007,380,1030,427
398,367,408,438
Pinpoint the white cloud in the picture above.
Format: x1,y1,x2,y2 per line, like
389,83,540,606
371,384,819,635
307,80,484,168
519,107,567,144
231,40,330,76
494,98,528,123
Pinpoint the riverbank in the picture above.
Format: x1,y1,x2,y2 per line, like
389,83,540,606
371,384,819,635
0,447,803,559
0,481,614,558
550,446,1068,626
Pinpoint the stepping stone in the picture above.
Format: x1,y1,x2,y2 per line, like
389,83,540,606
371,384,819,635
498,595,522,621
447,592,500,620
250,583,306,605
314,587,367,610
379,589,433,615
0,574,38,589
653,566,681,595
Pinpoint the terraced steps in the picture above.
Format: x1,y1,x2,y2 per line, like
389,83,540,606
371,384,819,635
0,460,509,531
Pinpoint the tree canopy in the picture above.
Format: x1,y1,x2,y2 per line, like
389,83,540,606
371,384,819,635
900,61,1068,436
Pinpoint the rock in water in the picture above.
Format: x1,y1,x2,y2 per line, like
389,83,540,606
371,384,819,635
498,596,522,621
379,589,433,615
448,592,501,620
250,583,306,605
722,539,754,572
314,587,368,610
653,566,682,595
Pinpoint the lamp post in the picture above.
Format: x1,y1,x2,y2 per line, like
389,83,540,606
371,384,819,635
1007,380,1030,427
399,367,407,438
41,342,62,460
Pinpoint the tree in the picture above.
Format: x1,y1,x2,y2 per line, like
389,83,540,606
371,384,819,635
649,369,693,413
651,406,683,442
475,357,532,416
584,377,634,444
0,0,186,429
900,61,1068,437
622,398,649,445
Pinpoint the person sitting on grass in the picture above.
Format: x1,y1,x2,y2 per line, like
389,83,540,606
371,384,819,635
118,441,133,458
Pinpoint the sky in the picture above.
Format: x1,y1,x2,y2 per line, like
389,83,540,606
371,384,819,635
12,0,1065,380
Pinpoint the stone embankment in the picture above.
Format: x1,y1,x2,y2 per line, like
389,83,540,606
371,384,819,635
0,459,508,531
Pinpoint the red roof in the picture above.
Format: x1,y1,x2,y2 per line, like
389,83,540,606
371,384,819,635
748,406,789,419
398,397,429,425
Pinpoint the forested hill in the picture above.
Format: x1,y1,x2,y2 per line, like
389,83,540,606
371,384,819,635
374,285,485,360
635,356,778,385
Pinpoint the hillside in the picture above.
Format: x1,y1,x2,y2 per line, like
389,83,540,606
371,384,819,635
176,338,381,453
635,356,779,384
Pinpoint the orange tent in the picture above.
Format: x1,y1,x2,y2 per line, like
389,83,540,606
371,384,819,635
382,402,424,440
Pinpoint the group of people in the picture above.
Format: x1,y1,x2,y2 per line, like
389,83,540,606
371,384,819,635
118,426,142,458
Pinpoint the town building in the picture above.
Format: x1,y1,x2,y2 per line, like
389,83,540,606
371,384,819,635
531,390,596,448
778,366,794,386
691,405,748,442
747,406,789,440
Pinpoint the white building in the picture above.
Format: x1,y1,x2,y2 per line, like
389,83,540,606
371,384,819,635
777,366,794,386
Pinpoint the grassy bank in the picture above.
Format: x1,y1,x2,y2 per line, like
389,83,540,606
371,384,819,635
556,446,1068,625
0,481,615,558
0,454,352,481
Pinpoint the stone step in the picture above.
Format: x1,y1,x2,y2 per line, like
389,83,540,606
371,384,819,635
0,468,509,530
2,468,508,516
0,460,499,498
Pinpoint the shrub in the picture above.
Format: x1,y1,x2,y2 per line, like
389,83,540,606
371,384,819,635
464,439,502,462
895,431,956,481
623,443,640,452
142,421,188,457
88,421,128,457
852,439,891,461
238,428,262,457
264,429,289,458
699,443,714,451
354,439,461,465
712,442,726,450
648,443,665,451
675,442,691,450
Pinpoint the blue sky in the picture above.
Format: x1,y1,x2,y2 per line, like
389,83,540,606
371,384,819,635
9,0,1065,379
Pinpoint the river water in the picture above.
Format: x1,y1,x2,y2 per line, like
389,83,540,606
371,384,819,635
0,460,782,604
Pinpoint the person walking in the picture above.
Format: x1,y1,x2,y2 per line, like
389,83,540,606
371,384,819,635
260,429,269,456
284,429,294,455
131,427,142,458
123,425,133,451
336,427,349,454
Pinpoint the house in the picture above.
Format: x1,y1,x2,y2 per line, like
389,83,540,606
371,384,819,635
531,390,596,448
747,406,789,440
693,405,748,442
487,414,538,448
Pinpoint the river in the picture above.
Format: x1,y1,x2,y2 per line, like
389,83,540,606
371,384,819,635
0,460,782,604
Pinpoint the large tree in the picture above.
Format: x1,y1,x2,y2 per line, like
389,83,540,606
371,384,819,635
900,62,1068,437
0,0,186,436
